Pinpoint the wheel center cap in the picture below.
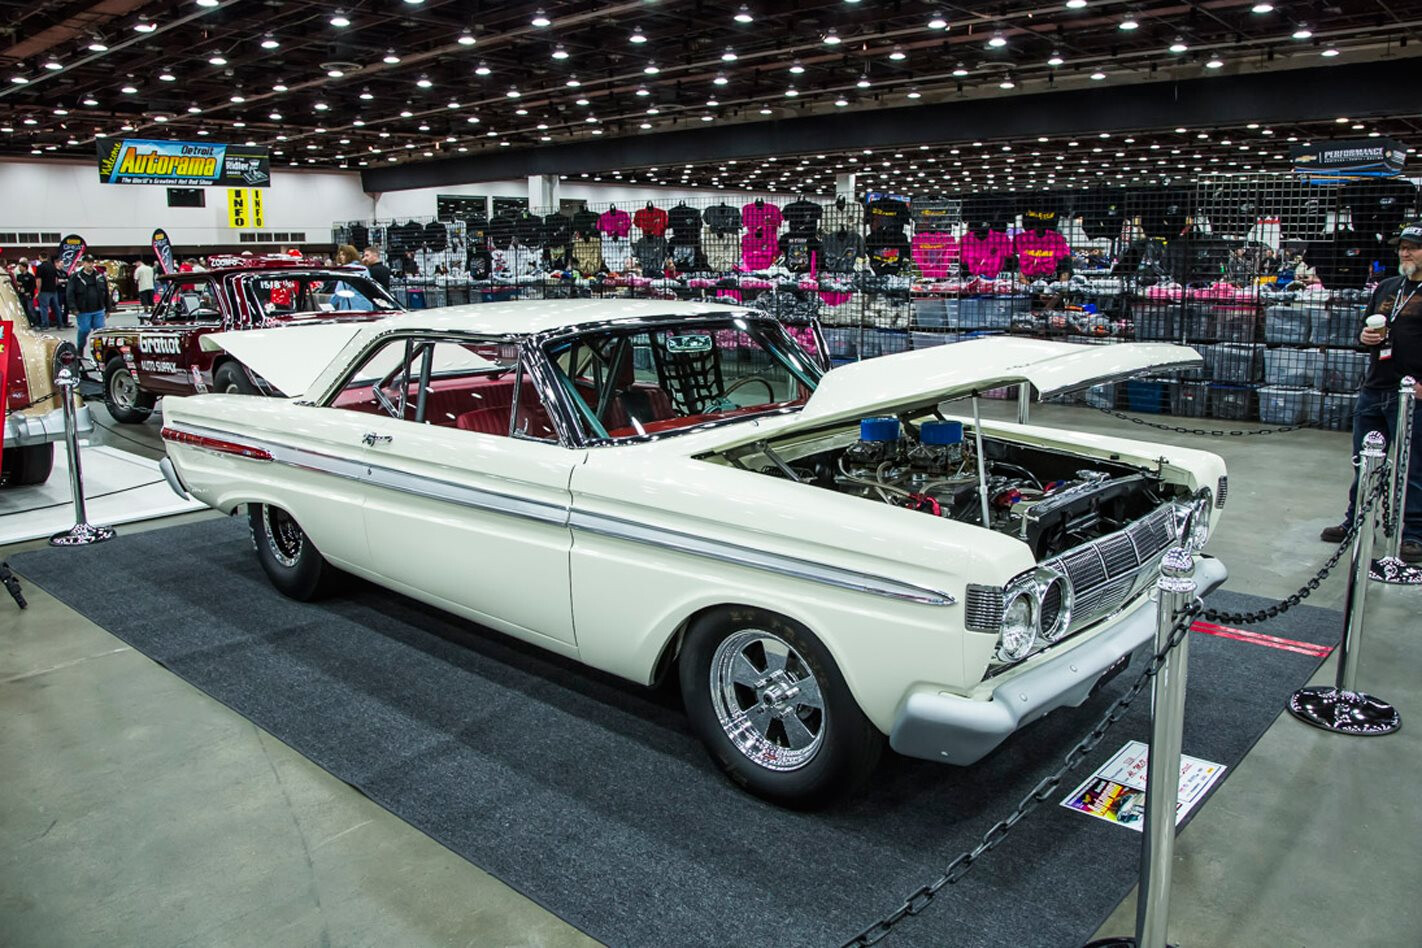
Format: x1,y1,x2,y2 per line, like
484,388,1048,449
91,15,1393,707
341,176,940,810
758,671,800,715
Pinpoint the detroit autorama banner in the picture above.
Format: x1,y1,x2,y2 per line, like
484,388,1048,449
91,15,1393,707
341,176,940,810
96,139,271,188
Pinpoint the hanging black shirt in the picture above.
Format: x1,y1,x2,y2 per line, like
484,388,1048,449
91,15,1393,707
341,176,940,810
911,198,962,232
1279,192,1327,240
866,232,911,274
541,212,572,247
1341,180,1419,238
570,208,600,239
349,223,370,250
820,230,864,273
778,233,821,273
1134,188,1194,239
423,221,448,252
1019,195,1061,231
782,199,823,236
1363,275,1422,390
866,197,911,234
703,203,742,235
512,211,544,245
1204,183,1263,238
1076,189,1126,241
667,204,703,243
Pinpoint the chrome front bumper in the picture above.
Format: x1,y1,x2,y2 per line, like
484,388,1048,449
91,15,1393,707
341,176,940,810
890,555,1229,766
4,403,92,448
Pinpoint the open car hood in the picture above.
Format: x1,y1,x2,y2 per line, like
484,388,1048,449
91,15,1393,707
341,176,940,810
201,323,369,397
790,337,1201,430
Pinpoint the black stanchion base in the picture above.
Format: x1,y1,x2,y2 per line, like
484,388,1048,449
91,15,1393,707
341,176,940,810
49,523,117,547
0,562,26,609
1369,557,1422,585
1288,686,1402,735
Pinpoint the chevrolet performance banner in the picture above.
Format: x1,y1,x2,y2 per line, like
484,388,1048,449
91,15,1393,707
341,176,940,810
152,228,176,274
1291,138,1407,182
96,139,271,187
57,234,87,275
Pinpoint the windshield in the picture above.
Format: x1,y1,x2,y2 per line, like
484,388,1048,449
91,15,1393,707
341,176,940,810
241,271,401,316
545,317,822,442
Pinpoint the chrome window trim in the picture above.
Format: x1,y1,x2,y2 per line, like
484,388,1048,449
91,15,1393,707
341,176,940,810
165,420,954,607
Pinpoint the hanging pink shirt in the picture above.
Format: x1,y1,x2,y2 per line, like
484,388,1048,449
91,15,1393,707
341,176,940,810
741,201,783,233
597,209,632,238
741,227,778,270
961,230,1012,277
1013,229,1071,277
911,233,960,278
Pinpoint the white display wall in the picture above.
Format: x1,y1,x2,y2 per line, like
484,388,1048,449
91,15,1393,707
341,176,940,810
0,158,375,250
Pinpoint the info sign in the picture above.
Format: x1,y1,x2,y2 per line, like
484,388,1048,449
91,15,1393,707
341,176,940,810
57,234,87,275
1290,138,1407,183
227,188,266,228
96,139,271,187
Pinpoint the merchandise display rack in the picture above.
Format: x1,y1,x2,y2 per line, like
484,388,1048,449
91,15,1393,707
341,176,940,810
331,173,1417,425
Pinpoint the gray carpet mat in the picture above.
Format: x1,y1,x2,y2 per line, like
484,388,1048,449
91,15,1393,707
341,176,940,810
11,516,1341,948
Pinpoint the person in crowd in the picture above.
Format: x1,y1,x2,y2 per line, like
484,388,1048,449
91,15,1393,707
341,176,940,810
13,259,36,325
133,258,156,312
1321,222,1422,562
1225,247,1254,285
33,251,63,329
329,244,372,310
66,254,114,361
1292,253,1320,287
361,246,392,289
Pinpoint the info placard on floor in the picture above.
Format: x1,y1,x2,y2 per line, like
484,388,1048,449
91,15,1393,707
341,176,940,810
1061,740,1226,831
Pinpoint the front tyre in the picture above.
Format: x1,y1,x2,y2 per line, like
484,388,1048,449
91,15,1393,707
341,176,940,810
214,361,258,395
248,504,338,600
680,606,883,808
0,444,55,486
103,357,156,424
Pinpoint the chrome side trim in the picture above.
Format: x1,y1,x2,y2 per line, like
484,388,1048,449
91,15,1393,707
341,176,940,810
570,510,956,607
158,456,189,499
164,419,954,607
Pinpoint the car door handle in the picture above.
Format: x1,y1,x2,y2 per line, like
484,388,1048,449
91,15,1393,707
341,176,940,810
361,432,393,446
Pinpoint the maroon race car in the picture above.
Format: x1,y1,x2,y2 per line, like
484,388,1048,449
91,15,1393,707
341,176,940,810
88,255,401,423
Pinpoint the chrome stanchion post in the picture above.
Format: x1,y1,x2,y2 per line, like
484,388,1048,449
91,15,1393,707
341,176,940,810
48,361,116,547
1371,375,1420,584
1083,549,1196,948
1016,380,1032,425
1289,431,1400,734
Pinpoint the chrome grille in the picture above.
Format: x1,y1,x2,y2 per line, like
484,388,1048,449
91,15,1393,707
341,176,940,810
965,584,1004,633
1044,503,1180,635
1217,475,1229,508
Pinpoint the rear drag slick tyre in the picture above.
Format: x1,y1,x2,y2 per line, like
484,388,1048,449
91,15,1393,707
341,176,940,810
248,503,339,601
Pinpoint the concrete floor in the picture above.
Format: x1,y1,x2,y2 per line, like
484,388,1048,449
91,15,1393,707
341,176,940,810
2,391,1418,947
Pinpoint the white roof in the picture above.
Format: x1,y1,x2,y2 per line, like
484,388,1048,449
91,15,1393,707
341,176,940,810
370,298,753,337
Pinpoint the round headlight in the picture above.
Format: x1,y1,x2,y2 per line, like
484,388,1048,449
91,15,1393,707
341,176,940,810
1038,574,1074,642
1183,489,1212,551
996,591,1039,662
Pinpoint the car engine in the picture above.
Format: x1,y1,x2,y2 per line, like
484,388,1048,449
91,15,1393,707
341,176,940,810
742,415,1172,560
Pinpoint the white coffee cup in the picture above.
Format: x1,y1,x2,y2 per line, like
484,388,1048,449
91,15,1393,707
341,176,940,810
1366,314,1387,341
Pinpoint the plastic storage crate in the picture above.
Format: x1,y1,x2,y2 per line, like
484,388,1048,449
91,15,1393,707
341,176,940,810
1311,305,1366,347
1210,383,1256,421
977,297,1020,330
824,328,857,359
914,298,952,328
1321,349,1368,393
1212,304,1261,343
1258,386,1317,425
1133,302,1179,341
1172,380,1210,417
1264,306,1310,344
1316,392,1354,431
1211,343,1263,383
1125,379,1172,414
1263,348,1322,387
1085,382,1118,410
1182,305,1217,341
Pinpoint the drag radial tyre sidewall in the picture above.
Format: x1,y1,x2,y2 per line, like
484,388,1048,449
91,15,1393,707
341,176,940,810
248,503,336,601
679,606,883,808
103,357,155,424
1,444,55,487
214,361,258,395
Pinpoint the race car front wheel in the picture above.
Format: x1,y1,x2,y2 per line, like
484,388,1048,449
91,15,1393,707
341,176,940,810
680,606,883,808
103,357,156,424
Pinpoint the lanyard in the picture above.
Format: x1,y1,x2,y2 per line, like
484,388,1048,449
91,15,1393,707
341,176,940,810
1388,281,1421,326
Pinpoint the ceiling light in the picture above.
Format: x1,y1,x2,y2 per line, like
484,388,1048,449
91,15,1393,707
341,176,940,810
999,77,1015,89
272,81,288,92
1169,39,1188,53
416,74,433,88
823,29,841,45
834,97,849,107
187,103,201,113
1090,70,1106,80
714,73,729,85
928,14,948,29
721,48,738,62
953,63,969,76
734,5,754,23
1292,26,1313,40
566,77,581,87
53,107,68,115
158,69,176,81
706,98,719,106
635,85,650,96
358,88,373,100
506,87,521,97
327,68,345,78
383,50,401,64
988,32,1007,48
87,36,109,52
260,34,279,49
1205,58,1224,68
314,101,329,110
208,53,227,65
788,60,805,74
474,61,491,76
576,97,590,105
42,58,63,71
889,45,907,60
457,30,476,46
552,44,569,60
268,111,282,120
644,62,660,74
1047,53,1064,66
120,83,138,93
1321,47,1339,57
784,86,798,96
531,9,551,27
629,26,647,43
134,19,157,33
759,107,773,114
1119,17,1139,30
906,88,922,99
82,96,98,106
196,0,219,6
1065,0,1087,7
1251,2,1273,11
329,10,350,27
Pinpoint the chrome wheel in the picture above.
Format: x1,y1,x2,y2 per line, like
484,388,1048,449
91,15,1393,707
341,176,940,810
709,629,825,771
263,506,305,567
109,370,138,410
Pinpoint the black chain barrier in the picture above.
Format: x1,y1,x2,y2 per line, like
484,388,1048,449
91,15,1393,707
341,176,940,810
841,602,1202,948
1085,403,1317,437
841,468,1391,947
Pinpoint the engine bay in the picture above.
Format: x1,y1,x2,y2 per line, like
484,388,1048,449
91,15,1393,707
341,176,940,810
718,414,1183,561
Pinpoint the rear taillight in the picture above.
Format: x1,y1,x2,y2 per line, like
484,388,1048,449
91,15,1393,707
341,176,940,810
4,327,30,411
160,426,273,460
